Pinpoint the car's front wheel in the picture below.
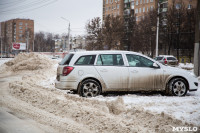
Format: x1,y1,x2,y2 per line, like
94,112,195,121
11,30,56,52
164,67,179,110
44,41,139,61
78,79,101,97
167,78,188,96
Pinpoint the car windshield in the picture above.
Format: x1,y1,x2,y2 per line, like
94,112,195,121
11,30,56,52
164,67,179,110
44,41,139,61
59,54,74,65
167,57,177,60
155,57,163,61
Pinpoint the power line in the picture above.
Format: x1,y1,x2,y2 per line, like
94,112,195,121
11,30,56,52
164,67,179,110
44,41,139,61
0,0,22,5
0,0,58,14
0,0,27,9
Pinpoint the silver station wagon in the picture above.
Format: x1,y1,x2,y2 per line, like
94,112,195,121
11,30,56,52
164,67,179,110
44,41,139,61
55,51,198,97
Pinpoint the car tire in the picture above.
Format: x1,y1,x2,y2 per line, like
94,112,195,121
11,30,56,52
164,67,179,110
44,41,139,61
166,78,188,96
78,79,101,97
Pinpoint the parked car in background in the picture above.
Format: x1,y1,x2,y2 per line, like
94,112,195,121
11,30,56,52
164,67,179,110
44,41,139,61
154,55,178,67
55,51,198,97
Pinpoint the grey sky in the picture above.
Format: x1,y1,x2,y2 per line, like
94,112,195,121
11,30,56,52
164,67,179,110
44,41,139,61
0,0,103,36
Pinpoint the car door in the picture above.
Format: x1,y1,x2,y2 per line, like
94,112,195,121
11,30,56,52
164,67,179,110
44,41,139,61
126,54,164,91
95,54,129,91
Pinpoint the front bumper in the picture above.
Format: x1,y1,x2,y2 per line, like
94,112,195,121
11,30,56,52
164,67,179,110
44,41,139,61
189,82,198,92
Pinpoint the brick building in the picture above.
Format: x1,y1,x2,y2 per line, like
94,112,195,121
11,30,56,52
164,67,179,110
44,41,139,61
103,0,124,20
0,18,34,56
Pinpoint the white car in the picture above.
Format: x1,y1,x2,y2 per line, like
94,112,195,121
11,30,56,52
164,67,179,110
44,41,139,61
55,51,198,97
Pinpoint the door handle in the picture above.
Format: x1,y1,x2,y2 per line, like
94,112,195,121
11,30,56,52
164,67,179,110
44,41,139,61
131,70,138,73
100,69,107,72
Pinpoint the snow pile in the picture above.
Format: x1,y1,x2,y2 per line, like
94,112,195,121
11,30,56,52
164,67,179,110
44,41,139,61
179,63,194,70
4,53,56,72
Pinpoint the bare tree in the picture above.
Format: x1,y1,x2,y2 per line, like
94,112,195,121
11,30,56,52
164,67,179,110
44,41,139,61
85,17,103,50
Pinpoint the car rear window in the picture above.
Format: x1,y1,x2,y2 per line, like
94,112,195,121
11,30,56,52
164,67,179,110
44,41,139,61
59,54,74,65
155,57,163,60
75,55,96,65
167,57,177,60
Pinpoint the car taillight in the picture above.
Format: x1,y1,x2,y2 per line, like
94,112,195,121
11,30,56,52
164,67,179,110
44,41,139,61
164,58,167,64
63,66,74,76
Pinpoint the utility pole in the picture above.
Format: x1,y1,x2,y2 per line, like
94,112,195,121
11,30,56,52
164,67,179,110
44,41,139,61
155,2,160,57
27,31,29,52
176,8,180,62
1,36,2,58
61,17,70,51
194,1,200,76
68,23,70,51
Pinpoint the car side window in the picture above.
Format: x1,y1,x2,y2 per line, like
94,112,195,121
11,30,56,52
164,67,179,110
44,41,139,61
126,54,154,67
96,54,124,66
75,55,96,65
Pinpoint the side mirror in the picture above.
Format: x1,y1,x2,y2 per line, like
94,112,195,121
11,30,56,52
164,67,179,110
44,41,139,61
152,63,160,69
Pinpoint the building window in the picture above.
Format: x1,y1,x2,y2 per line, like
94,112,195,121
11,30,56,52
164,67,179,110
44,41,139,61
176,4,181,9
19,26,23,29
150,6,154,11
131,2,134,9
140,0,142,4
146,0,149,3
19,22,23,25
135,8,138,13
117,4,119,9
150,0,153,2
136,0,138,5
147,7,149,12
19,30,23,33
136,16,138,21
144,0,145,3
188,4,192,9
106,0,108,4
139,8,141,13
143,7,145,12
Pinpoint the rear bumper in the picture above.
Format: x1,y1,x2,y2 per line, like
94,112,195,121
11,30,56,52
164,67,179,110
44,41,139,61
55,80,77,90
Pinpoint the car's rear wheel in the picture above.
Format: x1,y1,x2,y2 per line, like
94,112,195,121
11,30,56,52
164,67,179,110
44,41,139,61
78,79,101,97
167,78,188,96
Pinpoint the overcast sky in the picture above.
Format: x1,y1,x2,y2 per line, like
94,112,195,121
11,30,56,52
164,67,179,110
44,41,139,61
0,0,103,36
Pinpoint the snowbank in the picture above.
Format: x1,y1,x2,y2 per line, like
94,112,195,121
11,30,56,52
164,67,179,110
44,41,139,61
179,63,194,70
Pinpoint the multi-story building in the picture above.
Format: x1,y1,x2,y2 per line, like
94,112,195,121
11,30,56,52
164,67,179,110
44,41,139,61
0,18,34,55
103,0,124,20
134,0,158,22
168,0,197,9
71,36,86,49
103,0,197,22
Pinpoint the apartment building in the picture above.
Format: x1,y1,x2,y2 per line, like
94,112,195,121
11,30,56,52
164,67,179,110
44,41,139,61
134,0,158,22
168,0,197,9
103,0,124,20
0,18,34,54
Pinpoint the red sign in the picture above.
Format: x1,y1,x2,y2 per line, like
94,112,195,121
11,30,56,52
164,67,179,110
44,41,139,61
12,43,26,50
13,43,20,49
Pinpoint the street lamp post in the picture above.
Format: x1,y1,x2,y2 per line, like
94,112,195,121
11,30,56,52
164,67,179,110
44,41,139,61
155,2,160,57
61,17,70,52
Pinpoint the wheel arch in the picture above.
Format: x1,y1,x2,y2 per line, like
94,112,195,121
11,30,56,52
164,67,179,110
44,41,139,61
166,76,189,90
77,77,103,92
